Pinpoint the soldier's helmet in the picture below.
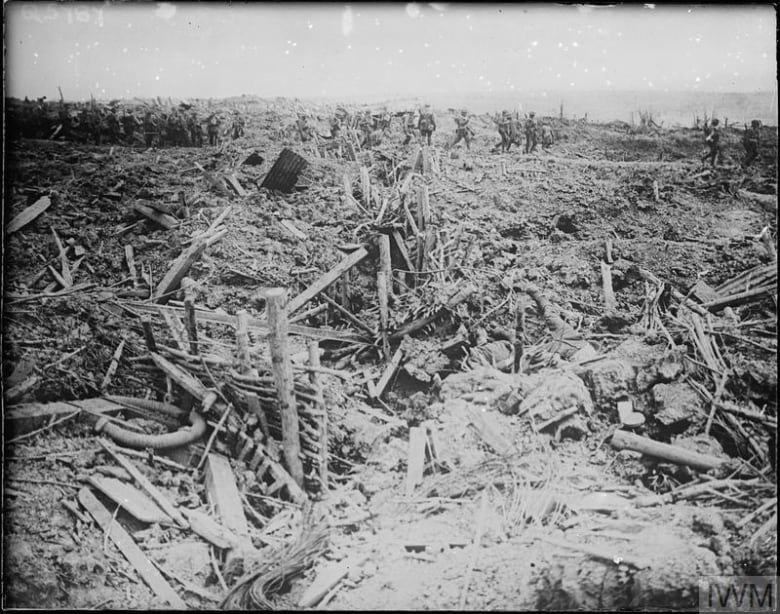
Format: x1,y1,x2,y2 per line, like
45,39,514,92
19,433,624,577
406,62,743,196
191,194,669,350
711,118,719,126
751,119,761,128
529,111,536,117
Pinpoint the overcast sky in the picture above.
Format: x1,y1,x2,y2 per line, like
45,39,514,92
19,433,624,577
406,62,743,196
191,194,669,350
5,2,777,101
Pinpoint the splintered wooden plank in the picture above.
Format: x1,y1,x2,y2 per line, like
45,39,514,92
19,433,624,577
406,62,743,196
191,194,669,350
286,246,370,315
260,148,309,193
122,301,368,344
87,476,171,524
99,439,188,528
5,397,125,419
372,348,403,399
180,508,242,550
204,453,250,539
154,239,207,304
5,196,52,235
132,203,178,230
279,219,307,240
225,174,248,197
78,488,186,609
298,553,370,608
159,307,188,350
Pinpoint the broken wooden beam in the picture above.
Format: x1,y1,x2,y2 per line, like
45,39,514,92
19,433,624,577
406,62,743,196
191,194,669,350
308,341,329,491
125,245,138,288
181,277,199,355
390,284,476,340
51,227,73,287
159,306,188,350
372,348,403,399
600,261,617,309
638,268,708,316
150,352,210,401
298,553,369,608
225,174,248,197
140,314,158,353
417,184,430,232
610,430,725,471
181,508,242,550
122,300,368,344
319,293,375,337
132,203,178,230
378,234,393,298
360,166,371,209
99,439,188,527
204,453,251,553
286,246,370,315
5,398,125,434
5,196,52,235
377,269,390,361
701,285,777,312
235,310,251,375
100,334,127,392
154,239,207,304
265,289,305,488
78,488,187,609
87,475,171,524
279,219,307,240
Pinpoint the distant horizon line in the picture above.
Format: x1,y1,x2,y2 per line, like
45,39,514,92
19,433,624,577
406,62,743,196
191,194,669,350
8,87,776,104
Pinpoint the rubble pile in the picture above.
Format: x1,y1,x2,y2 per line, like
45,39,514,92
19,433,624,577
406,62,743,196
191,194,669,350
3,97,776,609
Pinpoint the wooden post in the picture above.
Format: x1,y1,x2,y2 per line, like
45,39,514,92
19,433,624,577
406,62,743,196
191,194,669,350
377,269,390,361
308,341,329,491
181,277,199,355
125,245,138,288
236,310,251,375
340,269,350,307
652,180,660,202
513,306,524,374
415,232,426,275
360,166,371,210
265,288,305,488
378,234,392,298
140,314,157,353
600,262,617,309
416,184,429,232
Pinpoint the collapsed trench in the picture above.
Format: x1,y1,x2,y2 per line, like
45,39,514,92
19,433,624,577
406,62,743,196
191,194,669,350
91,146,774,608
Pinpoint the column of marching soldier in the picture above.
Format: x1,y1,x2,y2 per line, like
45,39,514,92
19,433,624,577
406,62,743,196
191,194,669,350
8,97,765,168
7,97,245,148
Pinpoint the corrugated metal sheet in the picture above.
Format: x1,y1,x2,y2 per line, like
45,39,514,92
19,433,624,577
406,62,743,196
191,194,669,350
260,148,309,193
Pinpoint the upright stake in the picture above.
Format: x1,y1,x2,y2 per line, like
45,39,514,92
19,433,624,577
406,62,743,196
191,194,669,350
140,314,157,353
416,184,428,233
308,341,329,491
377,269,390,361
265,288,305,488
236,310,251,375
361,166,371,210
415,232,426,275
181,277,199,355
378,234,393,299
513,305,524,374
